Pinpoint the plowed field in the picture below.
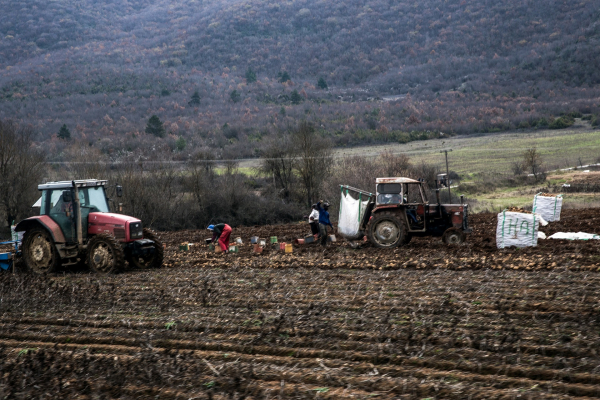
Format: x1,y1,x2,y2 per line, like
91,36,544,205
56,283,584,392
2,209,600,399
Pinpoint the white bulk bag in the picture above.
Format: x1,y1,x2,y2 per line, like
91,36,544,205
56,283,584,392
496,211,540,249
338,190,369,239
533,193,563,222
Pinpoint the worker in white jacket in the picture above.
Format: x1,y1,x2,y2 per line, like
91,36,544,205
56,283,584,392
308,204,319,236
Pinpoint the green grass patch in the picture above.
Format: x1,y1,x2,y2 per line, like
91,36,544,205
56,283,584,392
213,166,259,176
329,127,600,176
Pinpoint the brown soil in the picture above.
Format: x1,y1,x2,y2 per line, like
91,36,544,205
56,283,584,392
569,171,600,184
159,208,600,272
2,208,600,398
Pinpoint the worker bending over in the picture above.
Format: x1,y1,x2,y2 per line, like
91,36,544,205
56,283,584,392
208,223,232,253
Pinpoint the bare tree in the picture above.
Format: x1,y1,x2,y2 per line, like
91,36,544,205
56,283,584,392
511,161,524,176
522,148,545,182
108,161,183,229
0,120,46,229
187,151,216,216
291,121,333,207
258,136,296,201
62,141,108,179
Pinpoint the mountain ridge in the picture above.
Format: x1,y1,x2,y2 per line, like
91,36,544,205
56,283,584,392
0,0,599,159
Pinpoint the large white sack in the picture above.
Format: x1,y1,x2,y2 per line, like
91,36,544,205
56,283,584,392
533,194,563,222
496,211,540,249
338,191,369,239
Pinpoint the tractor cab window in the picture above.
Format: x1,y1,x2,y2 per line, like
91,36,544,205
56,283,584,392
46,189,76,242
48,190,72,215
79,186,110,213
40,192,49,215
404,183,425,204
376,183,403,205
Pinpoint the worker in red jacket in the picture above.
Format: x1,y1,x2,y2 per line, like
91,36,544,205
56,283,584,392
208,223,232,253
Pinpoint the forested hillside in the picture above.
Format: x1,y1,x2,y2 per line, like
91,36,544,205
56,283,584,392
1,0,599,160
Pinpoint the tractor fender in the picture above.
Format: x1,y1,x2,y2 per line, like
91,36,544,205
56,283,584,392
15,216,67,244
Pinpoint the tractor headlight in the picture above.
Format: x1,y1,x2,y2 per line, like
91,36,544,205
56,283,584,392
129,222,143,239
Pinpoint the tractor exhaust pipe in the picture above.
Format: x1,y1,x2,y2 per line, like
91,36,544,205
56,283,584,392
72,181,83,245
436,189,442,215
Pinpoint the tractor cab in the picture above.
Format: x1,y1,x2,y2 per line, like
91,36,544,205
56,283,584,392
39,180,111,243
376,177,427,205
375,177,428,230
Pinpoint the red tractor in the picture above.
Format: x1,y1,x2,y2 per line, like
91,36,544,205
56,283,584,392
15,179,163,274
340,177,471,248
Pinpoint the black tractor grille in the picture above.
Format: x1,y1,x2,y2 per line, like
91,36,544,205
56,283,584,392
129,222,143,239
114,228,126,240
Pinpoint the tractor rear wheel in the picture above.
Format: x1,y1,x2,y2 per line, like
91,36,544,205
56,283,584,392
87,234,124,274
442,228,466,245
22,227,61,274
127,228,164,269
366,211,408,248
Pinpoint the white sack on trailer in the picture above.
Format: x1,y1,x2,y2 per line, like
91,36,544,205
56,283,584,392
338,190,369,239
496,211,540,249
533,193,563,222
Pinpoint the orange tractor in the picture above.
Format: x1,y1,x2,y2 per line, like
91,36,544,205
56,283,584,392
15,179,163,274
340,177,471,248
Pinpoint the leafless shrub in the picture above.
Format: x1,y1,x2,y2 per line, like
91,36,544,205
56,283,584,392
0,120,46,230
511,161,524,176
523,147,546,182
258,136,296,201
291,121,333,207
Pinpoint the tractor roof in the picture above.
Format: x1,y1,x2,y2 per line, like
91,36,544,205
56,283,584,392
38,179,108,190
376,177,420,184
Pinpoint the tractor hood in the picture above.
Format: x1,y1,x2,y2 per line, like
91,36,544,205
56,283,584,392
88,212,142,242
89,212,140,225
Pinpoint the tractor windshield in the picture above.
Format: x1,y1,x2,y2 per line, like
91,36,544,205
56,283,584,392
80,186,110,212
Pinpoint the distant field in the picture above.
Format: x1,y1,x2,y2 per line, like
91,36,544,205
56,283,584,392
236,123,600,177
332,123,600,176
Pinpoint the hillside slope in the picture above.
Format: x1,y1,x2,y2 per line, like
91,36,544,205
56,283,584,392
0,0,599,159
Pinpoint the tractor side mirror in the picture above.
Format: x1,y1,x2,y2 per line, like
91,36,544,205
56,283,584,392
62,190,72,203
116,185,123,197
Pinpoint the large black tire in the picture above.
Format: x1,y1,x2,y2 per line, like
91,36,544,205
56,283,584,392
442,228,466,245
22,227,61,274
87,234,125,274
366,211,408,249
127,228,164,269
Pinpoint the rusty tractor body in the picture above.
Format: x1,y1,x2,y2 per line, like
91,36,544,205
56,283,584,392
16,179,163,274
341,177,471,248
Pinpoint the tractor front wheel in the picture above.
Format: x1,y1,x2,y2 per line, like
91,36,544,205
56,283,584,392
127,228,164,269
87,234,124,274
442,228,466,245
366,211,408,249
22,227,61,274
